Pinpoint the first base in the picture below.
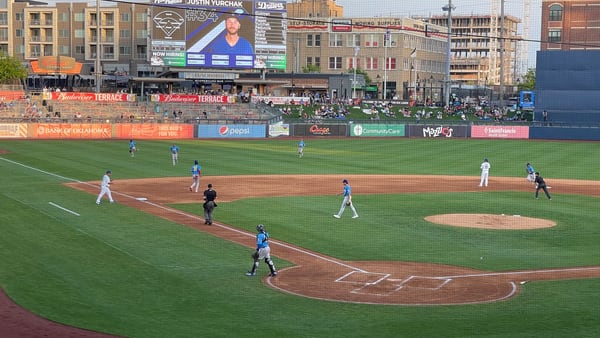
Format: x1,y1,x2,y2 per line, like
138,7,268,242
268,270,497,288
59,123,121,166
135,197,148,201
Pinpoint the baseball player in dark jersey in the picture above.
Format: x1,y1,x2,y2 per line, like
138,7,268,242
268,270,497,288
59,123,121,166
534,172,552,200
202,183,217,225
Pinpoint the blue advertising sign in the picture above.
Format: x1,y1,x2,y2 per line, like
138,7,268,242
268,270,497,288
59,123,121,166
198,124,266,138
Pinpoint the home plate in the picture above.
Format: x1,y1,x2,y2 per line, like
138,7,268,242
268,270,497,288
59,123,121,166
135,197,148,201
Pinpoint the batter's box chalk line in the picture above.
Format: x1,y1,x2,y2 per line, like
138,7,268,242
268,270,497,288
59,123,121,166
341,273,453,296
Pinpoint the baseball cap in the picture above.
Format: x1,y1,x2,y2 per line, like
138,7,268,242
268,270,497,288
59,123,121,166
342,179,348,184
208,184,212,188
106,170,112,174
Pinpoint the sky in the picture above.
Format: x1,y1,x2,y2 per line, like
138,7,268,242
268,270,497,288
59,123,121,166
335,0,543,68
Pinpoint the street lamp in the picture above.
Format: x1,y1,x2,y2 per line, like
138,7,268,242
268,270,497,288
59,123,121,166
352,46,360,99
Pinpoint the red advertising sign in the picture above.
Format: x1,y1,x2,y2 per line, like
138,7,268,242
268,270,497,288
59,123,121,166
43,92,137,102
32,123,112,139
116,123,194,139
149,94,231,104
0,91,26,101
471,125,530,139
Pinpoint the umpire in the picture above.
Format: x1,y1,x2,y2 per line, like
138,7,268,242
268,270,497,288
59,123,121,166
203,183,217,225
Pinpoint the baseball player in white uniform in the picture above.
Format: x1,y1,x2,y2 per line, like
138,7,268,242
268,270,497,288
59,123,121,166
96,170,114,204
479,158,490,187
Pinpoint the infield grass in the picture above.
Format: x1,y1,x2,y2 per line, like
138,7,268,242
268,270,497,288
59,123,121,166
0,138,598,338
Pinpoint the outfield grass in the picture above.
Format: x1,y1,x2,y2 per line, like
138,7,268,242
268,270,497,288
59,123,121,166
0,138,598,338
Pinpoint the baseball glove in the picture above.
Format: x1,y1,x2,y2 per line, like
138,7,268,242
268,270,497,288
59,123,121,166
251,251,259,260
346,201,351,206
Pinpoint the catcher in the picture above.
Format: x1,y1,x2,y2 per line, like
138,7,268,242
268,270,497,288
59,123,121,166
246,224,277,277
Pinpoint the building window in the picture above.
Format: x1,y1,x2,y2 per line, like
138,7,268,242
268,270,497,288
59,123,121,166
365,34,379,47
121,13,130,22
75,45,85,54
136,13,147,23
314,34,320,47
74,13,84,22
548,29,561,43
120,29,131,38
15,13,23,22
347,34,360,47
0,28,7,41
136,29,147,39
329,33,343,47
307,34,313,46
120,46,131,55
549,4,563,21
348,57,360,69
60,45,70,54
307,56,321,68
15,29,23,38
0,12,7,25
59,29,69,38
385,57,397,70
329,56,342,69
366,57,378,70
74,29,84,39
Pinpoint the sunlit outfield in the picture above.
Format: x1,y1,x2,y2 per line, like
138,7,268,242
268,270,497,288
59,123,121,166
0,138,598,338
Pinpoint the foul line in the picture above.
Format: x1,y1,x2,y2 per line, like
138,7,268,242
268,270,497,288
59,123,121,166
49,202,80,216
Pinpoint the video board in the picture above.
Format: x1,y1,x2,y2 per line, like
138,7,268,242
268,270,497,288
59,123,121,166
150,0,287,70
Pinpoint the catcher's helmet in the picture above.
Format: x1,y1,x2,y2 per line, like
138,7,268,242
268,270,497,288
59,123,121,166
256,224,265,232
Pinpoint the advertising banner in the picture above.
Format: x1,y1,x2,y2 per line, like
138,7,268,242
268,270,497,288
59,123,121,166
149,94,231,104
292,123,348,137
407,125,468,138
117,123,194,139
471,125,529,139
31,123,112,139
150,0,287,70
251,95,307,105
0,91,26,101
350,123,405,137
0,123,27,138
198,124,266,138
268,122,290,137
42,92,136,102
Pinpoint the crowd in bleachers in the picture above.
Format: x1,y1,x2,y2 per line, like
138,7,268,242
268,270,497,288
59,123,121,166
0,90,266,123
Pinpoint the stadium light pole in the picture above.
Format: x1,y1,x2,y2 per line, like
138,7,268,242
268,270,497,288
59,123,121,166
442,1,455,108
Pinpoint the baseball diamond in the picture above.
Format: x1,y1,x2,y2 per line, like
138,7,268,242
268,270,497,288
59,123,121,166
1,174,599,336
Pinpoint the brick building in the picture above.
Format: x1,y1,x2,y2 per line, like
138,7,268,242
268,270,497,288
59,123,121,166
540,0,600,51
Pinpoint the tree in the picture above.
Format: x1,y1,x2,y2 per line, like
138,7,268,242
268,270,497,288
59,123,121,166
302,64,320,73
347,67,371,85
518,68,536,91
0,53,27,86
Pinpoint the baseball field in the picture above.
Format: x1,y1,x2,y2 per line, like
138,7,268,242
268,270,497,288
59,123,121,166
0,138,599,338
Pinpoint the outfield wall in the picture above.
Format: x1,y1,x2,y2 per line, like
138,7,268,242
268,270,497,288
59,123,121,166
0,122,598,141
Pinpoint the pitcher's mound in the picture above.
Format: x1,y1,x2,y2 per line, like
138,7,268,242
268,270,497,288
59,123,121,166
425,213,556,229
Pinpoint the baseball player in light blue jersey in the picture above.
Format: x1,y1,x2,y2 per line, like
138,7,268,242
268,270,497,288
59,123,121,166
526,162,535,183
189,160,201,192
298,138,305,158
170,144,180,165
246,224,277,277
128,139,137,157
334,179,359,219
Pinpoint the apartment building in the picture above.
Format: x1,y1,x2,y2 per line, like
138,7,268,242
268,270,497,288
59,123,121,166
2,0,149,77
426,14,520,86
541,0,600,50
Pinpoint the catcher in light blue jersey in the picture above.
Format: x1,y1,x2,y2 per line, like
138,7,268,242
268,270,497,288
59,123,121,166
246,224,277,277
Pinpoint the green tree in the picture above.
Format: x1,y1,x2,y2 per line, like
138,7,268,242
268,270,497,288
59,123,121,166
0,53,27,86
518,68,536,91
348,68,371,85
302,64,320,73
